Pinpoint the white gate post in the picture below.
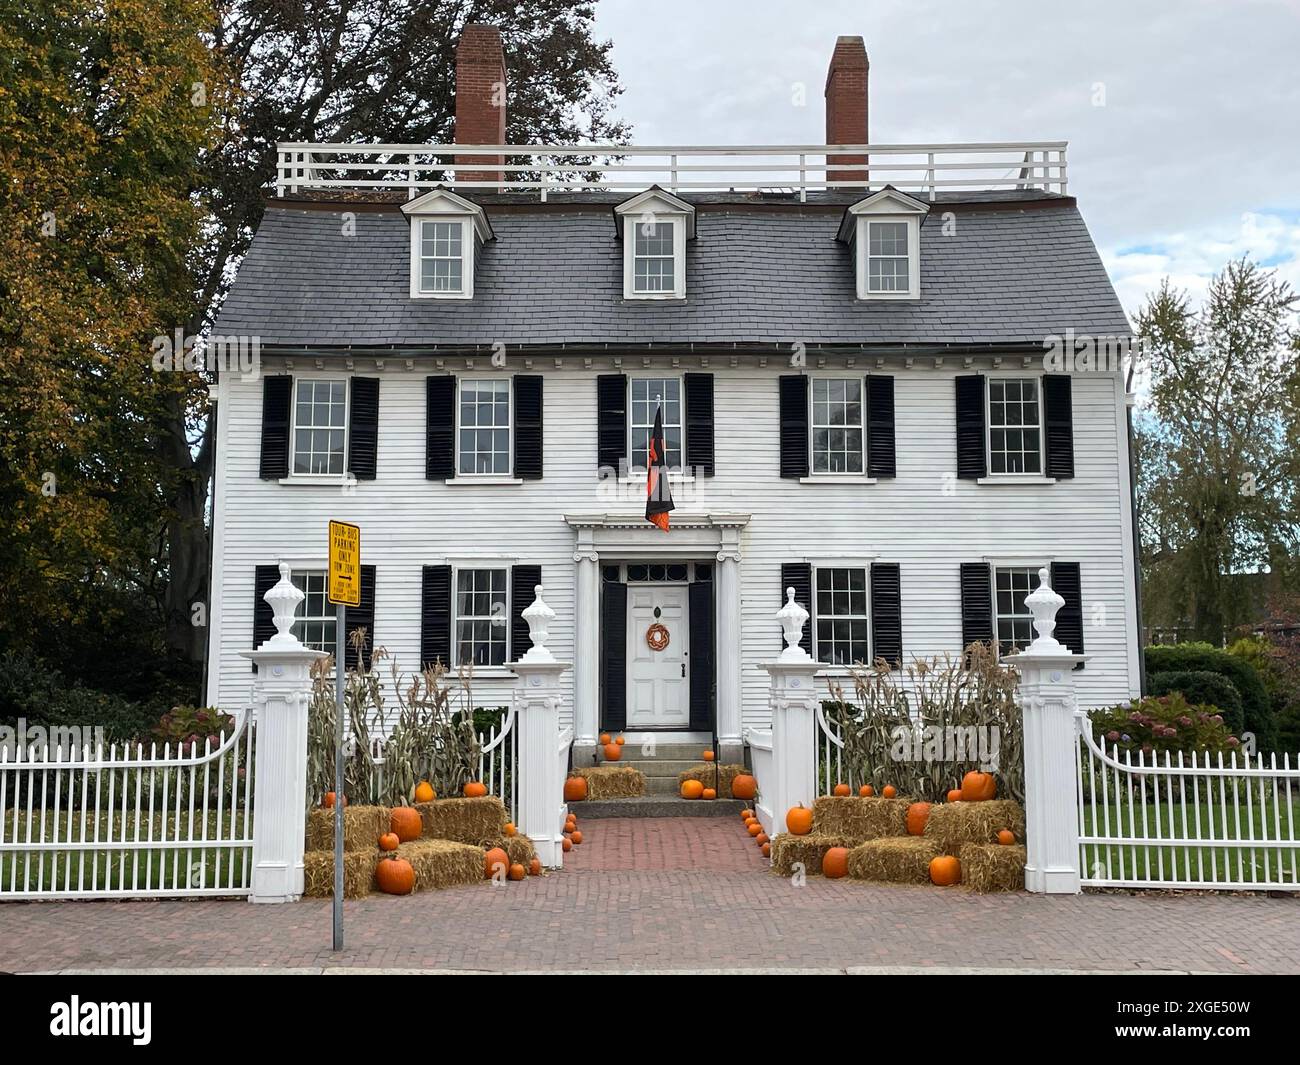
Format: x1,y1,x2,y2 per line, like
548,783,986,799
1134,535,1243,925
758,588,825,838
240,563,327,903
509,585,570,869
1008,567,1088,895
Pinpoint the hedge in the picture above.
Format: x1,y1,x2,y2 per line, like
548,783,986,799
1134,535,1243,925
1144,643,1274,750
1148,670,1244,733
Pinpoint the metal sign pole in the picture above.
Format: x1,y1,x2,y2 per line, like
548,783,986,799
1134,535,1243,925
332,603,345,951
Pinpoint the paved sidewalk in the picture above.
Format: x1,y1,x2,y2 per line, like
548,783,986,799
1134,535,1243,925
2,818,1297,974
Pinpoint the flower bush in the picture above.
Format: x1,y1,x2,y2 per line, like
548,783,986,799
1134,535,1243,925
1089,692,1242,757
151,705,235,751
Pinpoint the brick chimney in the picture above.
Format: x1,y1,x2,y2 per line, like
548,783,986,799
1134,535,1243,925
455,24,507,186
824,36,869,186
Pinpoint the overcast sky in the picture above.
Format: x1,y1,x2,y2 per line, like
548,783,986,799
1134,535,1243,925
593,0,1300,317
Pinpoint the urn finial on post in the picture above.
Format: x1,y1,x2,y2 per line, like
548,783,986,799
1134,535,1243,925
519,584,557,664
1023,565,1067,654
776,586,811,662
261,561,308,650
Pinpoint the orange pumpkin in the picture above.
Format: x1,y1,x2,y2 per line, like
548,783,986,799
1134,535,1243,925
503,822,517,837
414,781,435,803
882,785,897,798
681,779,705,799
946,789,963,803
390,806,422,843
755,832,769,846
528,857,542,876
602,742,622,762
375,856,415,895
508,862,526,881
760,842,771,858
741,809,754,821
563,776,588,802
960,771,996,802
614,736,626,746
322,791,347,808
832,783,851,797
378,832,400,852
599,733,611,745
571,830,583,844
786,805,814,835
561,836,573,852
823,847,849,879
906,802,933,836
702,750,715,762
463,781,488,798
702,787,717,800
747,821,762,837
731,774,758,801
484,846,510,879
996,829,1015,845
859,785,874,797
565,820,577,833
929,855,961,886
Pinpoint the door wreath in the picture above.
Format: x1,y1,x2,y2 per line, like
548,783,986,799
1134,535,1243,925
645,622,670,651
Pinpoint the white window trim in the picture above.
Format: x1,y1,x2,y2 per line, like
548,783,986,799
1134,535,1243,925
856,214,920,301
622,215,686,300
626,374,685,472
805,371,869,478
410,216,474,300
984,372,1048,480
454,375,514,479
451,564,511,670
284,376,349,483
990,562,1048,653
810,563,874,669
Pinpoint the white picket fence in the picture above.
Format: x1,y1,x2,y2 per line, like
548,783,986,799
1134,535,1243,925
1076,717,1300,891
478,705,518,823
0,717,256,900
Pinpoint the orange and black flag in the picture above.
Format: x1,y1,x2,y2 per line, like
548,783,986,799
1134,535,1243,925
645,403,675,532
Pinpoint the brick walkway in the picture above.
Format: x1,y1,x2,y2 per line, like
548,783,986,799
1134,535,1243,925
2,817,1297,973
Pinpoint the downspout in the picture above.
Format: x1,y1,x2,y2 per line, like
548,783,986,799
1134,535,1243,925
1125,356,1147,695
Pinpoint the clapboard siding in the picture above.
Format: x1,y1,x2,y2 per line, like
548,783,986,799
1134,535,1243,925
210,364,1137,731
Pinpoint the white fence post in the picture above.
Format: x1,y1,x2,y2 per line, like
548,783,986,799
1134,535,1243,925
755,588,826,838
509,585,570,869
1008,567,1088,895
240,563,327,903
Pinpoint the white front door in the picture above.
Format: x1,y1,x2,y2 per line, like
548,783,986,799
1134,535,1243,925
626,585,690,728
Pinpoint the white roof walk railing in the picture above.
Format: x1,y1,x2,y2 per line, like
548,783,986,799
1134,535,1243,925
275,141,1068,202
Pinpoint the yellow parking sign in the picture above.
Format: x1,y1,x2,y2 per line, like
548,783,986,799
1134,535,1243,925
328,521,361,607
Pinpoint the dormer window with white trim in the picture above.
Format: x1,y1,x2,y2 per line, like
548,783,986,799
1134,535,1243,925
401,187,493,300
614,187,696,300
838,187,928,301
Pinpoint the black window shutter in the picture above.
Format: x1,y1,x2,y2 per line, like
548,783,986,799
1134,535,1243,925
510,565,542,659
344,564,376,672
865,375,896,478
1043,375,1075,479
869,562,902,667
596,374,627,473
251,565,280,671
1051,561,1085,663
779,374,809,479
683,372,715,475
426,376,456,480
959,562,995,649
689,579,715,731
955,374,987,480
347,377,380,480
420,564,452,669
601,579,627,732
258,375,293,479
512,376,544,480
779,562,814,655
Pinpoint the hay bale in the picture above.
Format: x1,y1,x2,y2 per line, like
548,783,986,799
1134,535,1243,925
676,763,745,797
303,850,375,898
924,799,1025,854
847,837,943,884
305,804,390,853
486,834,536,867
810,796,909,841
574,765,645,799
415,796,507,844
959,843,1026,893
769,833,860,876
389,839,484,892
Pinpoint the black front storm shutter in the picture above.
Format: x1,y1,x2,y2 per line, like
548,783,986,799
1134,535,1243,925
1043,375,1075,479
513,376,544,480
258,375,293,479
601,579,628,732
689,578,715,731
251,565,280,671
426,376,456,480
683,372,715,475
510,564,542,659
347,377,380,480
596,374,627,472
780,562,814,655
865,375,896,478
955,374,987,480
959,562,995,649
1051,561,1085,662
779,374,809,478
344,564,376,672
420,564,452,669
869,562,902,667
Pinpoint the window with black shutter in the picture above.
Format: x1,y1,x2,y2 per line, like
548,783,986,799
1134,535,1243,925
250,565,280,671
1051,561,1085,666
865,375,896,478
347,377,380,480
597,374,627,472
344,565,376,672
955,375,987,480
512,377,544,480
683,372,715,475
959,562,995,649
1043,375,1076,479
258,376,293,479
779,375,809,479
426,376,456,479
510,565,542,658
779,562,813,655
688,577,715,731
601,578,627,731
869,562,902,666
420,564,452,669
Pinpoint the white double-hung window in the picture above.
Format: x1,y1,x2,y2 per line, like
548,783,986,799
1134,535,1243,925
291,379,347,475
455,568,508,667
814,567,871,666
840,187,927,301
418,220,465,294
987,377,1043,475
458,378,511,475
402,187,493,300
810,377,865,474
615,188,695,300
629,376,682,469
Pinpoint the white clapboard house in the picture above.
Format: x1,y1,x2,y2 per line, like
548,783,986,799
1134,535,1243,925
205,27,1139,764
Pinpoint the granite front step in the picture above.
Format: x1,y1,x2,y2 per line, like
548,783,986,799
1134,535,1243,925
607,758,714,777
569,796,747,819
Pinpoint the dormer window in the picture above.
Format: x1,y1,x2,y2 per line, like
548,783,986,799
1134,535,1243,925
615,187,695,300
401,187,493,300
838,187,928,301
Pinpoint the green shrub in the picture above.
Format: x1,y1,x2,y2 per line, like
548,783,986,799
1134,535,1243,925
151,705,237,751
1144,642,1274,749
0,651,160,743
1090,692,1242,756
1148,671,1243,732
